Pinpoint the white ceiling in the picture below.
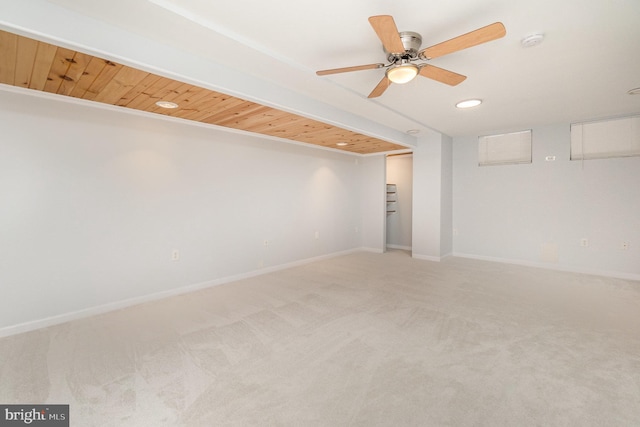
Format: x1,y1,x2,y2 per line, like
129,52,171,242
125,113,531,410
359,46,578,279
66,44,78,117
11,0,640,139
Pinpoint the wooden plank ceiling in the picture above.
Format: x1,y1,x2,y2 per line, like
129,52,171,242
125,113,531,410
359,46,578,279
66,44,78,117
0,30,407,155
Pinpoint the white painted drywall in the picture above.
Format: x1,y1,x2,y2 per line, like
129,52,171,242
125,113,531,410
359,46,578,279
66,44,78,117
386,155,412,250
440,135,453,257
0,89,365,330
453,123,640,279
411,131,447,261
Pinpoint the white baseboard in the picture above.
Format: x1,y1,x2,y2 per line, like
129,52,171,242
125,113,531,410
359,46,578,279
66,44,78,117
452,252,640,282
9,248,633,338
386,244,412,251
412,253,442,262
0,248,362,338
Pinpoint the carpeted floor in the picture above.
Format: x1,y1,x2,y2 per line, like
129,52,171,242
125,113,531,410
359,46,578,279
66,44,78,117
1,250,639,426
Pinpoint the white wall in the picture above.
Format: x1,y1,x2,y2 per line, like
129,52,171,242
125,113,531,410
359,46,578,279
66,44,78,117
386,155,412,250
412,130,452,261
453,123,640,279
440,135,453,257
0,89,365,332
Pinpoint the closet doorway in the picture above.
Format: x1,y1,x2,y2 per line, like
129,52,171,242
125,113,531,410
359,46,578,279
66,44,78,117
386,154,413,253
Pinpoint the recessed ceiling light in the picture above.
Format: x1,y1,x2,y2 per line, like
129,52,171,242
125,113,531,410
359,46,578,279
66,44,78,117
406,129,420,135
628,87,640,95
155,100,179,109
456,99,482,109
521,33,544,48
336,142,349,146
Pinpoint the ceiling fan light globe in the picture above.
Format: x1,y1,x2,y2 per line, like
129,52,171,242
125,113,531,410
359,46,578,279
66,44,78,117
386,64,419,84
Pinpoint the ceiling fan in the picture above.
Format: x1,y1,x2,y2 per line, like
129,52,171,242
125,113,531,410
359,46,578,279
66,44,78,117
316,15,506,98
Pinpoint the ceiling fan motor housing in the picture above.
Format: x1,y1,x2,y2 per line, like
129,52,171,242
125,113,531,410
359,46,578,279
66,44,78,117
384,31,422,62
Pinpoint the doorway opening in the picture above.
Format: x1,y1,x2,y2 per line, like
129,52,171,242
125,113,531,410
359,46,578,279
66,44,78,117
386,153,413,253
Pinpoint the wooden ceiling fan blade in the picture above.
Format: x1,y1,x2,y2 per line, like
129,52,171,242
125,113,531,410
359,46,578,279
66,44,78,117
368,76,391,98
316,63,385,76
368,15,406,54
419,65,466,86
419,22,506,59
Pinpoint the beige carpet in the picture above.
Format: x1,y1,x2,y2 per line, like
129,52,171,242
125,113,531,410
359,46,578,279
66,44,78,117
1,250,639,426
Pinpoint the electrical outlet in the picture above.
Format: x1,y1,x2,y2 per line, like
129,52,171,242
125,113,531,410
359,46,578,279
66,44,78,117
171,249,180,261
580,238,589,247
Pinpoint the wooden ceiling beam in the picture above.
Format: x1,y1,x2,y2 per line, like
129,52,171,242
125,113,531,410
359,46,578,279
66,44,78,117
0,29,407,155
